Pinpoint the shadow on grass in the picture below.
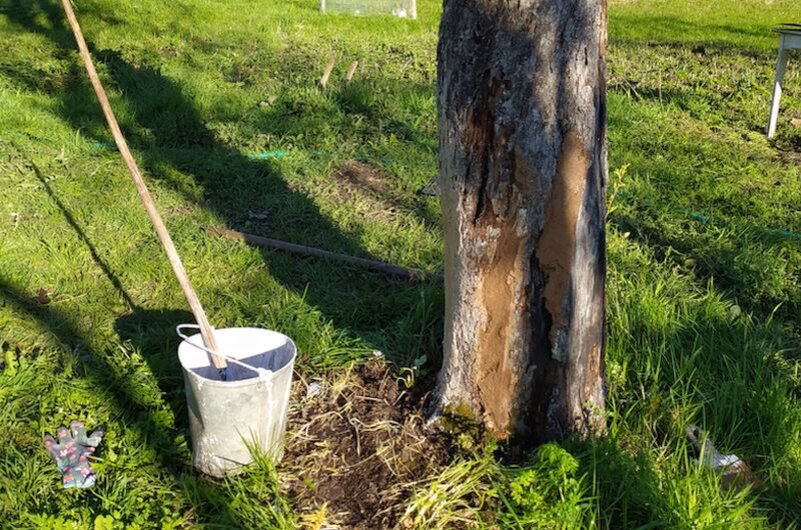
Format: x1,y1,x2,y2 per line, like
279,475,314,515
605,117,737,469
610,15,780,54
611,211,801,324
4,0,443,365
5,152,279,526
3,0,442,525
572,300,801,527
0,277,220,521
607,83,770,137
606,39,782,135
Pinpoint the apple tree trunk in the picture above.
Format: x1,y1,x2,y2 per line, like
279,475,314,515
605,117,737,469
434,0,607,442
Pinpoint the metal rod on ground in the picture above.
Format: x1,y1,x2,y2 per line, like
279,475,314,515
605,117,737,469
204,227,427,281
60,0,228,378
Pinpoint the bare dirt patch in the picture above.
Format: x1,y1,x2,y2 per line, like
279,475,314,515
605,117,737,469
333,160,392,200
281,362,455,529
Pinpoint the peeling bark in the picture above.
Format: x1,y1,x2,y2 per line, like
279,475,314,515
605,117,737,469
434,0,607,442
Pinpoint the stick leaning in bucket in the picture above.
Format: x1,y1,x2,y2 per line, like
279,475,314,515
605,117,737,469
60,0,228,378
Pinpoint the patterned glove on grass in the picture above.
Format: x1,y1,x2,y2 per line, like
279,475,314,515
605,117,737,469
44,420,104,489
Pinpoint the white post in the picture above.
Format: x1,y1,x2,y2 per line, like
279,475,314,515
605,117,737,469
768,35,788,138
409,0,417,19
320,0,326,13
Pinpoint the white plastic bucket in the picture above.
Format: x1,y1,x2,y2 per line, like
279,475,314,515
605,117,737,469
177,325,296,477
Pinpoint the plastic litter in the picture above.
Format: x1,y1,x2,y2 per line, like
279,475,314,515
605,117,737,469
419,175,440,196
247,151,285,159
306,381,323,398
686,425,759,491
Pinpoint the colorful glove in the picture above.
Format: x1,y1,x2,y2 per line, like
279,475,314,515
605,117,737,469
44,420,104,489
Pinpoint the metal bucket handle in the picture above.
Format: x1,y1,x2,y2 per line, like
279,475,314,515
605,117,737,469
176,324,272,381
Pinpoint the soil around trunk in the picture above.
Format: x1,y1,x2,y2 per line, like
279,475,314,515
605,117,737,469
281,362,456,529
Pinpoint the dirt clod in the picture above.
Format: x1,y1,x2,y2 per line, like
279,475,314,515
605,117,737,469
282,363,454,529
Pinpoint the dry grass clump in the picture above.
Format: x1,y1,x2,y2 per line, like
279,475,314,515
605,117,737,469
281,362,454,529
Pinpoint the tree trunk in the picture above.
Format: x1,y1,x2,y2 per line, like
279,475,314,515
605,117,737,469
434,0,607,442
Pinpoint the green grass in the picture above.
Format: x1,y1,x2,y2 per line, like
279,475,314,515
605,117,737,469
0,0,800,527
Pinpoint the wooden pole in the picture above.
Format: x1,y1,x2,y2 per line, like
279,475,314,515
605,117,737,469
60,0,227,375
204,227,427,281
320,55,336,88
345,60,359,83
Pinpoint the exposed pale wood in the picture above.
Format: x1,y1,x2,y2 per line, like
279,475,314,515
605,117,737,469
345,60,359,82
205,227,427,281
320,55,336,88
433,0,607,442
60,0,226,373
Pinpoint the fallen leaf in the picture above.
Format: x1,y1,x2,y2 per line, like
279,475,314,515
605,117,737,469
37,288,52,305
259,95,278,107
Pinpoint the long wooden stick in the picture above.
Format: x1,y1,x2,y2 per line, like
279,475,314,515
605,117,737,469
60,0,227,374
205,227,427,281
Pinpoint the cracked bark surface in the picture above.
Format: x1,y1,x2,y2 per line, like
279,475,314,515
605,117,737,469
433,0,607,442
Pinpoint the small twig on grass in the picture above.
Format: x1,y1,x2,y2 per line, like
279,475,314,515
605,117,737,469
204,226,428,281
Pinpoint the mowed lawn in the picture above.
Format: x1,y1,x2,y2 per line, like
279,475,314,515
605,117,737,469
0,0,799,528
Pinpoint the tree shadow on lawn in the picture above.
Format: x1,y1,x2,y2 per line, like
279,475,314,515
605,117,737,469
610,15,782,54
606,42,787,136
21,154,194,424
91,49,444,363
607,82,774,136
611,210,801,327
4,0,444,524
5,153,277,525
4,0,443,365
572,295,801,527
0,277,262,527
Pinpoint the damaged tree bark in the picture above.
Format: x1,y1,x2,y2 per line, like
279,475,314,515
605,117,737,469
433,0,607,442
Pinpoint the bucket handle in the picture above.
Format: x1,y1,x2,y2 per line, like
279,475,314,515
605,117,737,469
176,324,272,381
